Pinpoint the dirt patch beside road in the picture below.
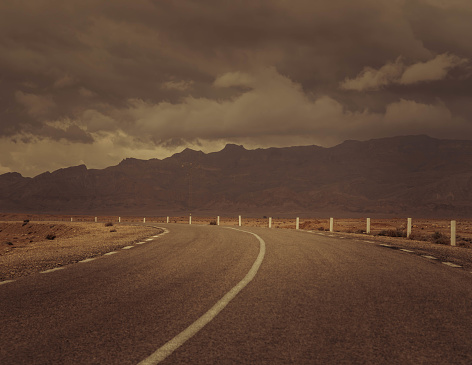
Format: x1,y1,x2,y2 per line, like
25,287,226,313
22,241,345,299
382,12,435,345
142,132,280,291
0,222,162,281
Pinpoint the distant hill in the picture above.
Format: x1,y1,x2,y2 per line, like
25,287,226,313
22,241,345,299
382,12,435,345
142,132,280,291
1,135,472,218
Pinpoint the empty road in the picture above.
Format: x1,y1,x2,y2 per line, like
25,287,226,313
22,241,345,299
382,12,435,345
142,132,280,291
1,224,472,364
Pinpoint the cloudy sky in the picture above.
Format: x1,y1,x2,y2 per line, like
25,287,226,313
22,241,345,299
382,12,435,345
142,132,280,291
1,0,471,176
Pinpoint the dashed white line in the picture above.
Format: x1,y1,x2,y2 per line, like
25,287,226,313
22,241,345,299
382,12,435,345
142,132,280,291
145,238,154,242
400,249,415,253
422,255,438,260
137,227,266,365
0,280,15,286
104,251,118,256
136,242,145,245
442,262,462,268
79,258,97,263
379,243,393,247
364,241,375,243
122,246,134,250
40,267,65,274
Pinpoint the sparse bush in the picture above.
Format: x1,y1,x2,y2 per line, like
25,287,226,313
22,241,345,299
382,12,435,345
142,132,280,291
317,226,325,231
408,232,428,241
105,222,113,227
209,220,217,225
46,234,56,240
4,241,13,246
377,229,406,238
23,219,29,223
355,229,366,234
430,231,449,245
110,229,117,232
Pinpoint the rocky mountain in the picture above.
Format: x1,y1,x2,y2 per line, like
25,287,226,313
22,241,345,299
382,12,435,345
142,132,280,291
1,135,472,218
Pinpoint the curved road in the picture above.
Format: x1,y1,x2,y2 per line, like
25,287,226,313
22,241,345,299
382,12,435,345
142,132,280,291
1,224,472,364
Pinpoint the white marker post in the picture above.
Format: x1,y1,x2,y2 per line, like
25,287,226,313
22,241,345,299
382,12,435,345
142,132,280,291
143,217,146,223
217,216,220,226
71,217,73,222
451,220,456,246
166,216,169,224
366,218,371,234
119,217,121,223
329,218,334,232
239,215,242,227
95,217,97,223
296,217,300,230
189,214,192,225
269,217,272,228
407,218,412,238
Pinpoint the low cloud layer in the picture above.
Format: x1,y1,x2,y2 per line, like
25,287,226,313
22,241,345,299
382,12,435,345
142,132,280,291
0,0,471,176
341,54,469,91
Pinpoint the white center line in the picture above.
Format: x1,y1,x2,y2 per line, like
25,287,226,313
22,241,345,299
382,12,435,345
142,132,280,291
422,255,438,260
400,249,415,253
379,243,393,247
122,246,134,250
40,267,65,274
104,251,118,256
145,239,154,242
137,227,266,365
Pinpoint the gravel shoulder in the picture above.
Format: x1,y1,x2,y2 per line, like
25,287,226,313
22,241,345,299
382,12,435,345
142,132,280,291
326,230,472,271
0,222,162,281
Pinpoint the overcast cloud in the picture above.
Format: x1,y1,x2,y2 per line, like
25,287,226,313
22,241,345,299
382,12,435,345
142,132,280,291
1,0,471,176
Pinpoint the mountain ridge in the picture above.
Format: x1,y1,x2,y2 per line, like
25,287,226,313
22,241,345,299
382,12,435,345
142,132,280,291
1,135,472,218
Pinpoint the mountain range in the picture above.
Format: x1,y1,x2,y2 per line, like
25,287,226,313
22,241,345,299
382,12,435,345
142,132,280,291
1,135,472,218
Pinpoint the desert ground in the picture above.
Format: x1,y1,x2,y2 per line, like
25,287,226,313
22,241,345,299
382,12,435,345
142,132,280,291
0,216,162,281
2,213,472,280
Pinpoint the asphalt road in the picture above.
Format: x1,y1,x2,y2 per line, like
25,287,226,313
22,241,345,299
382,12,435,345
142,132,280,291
1,224,472,364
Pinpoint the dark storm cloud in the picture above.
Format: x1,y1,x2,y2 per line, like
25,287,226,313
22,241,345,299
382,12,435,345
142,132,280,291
0,0,471,176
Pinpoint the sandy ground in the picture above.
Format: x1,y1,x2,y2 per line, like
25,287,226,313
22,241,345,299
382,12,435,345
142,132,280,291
0,221,162,281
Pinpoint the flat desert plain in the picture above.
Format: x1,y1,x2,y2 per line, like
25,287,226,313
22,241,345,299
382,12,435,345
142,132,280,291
1,213,472,280
0,217,162,281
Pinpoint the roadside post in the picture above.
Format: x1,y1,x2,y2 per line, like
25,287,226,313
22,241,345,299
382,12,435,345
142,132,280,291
269,217,272,228
296,217,300,230
366,218,371,234
330,218,334,232
407,218,412,238
451,220,457,246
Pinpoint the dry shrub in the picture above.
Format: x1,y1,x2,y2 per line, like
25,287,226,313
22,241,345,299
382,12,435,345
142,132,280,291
377,229,406,238
430,231,449,245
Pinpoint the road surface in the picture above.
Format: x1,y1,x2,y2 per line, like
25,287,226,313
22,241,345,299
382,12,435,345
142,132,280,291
1,224,472,364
